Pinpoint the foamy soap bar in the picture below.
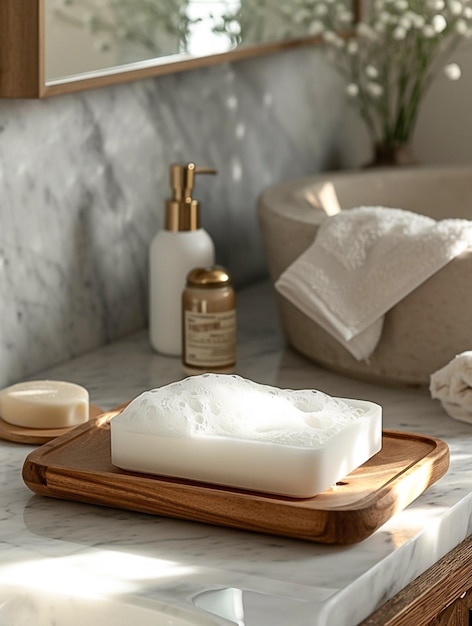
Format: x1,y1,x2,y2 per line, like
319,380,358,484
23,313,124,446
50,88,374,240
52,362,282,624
0,380,89,429
111,374,382,497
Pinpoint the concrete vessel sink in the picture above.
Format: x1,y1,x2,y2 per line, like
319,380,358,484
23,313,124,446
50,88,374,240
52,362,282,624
258,165,472,386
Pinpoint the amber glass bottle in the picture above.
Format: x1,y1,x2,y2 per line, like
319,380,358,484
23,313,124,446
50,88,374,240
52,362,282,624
182,266,236,373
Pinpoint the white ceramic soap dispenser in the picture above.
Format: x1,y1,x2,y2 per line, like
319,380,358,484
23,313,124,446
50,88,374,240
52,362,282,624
149,162,216,355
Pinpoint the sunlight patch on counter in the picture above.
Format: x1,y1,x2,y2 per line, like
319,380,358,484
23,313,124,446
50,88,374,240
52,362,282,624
0,551,196,600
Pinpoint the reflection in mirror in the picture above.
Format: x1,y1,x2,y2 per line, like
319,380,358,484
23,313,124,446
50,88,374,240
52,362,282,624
0,0,357,97
45,0,353,83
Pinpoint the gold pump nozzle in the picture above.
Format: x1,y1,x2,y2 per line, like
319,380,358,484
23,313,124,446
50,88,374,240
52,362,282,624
165,163,217,231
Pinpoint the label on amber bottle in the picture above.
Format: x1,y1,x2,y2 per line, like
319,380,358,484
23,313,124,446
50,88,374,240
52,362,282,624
184,310,236,367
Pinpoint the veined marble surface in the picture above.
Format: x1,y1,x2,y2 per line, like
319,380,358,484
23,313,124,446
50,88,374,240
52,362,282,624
1,282,472,625
0,46,345,389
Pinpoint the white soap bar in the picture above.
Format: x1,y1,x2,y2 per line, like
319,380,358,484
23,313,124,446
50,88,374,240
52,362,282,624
0,380,89,429
111,374,382,497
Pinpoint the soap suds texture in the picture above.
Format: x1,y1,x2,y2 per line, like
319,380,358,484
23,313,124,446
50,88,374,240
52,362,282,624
114,374,365,448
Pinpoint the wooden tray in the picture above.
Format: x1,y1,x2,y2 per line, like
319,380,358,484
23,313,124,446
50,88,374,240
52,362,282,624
0,404,104,444
22,410,450,544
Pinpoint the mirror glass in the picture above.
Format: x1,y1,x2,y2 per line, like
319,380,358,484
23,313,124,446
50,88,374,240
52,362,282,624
45,0,332,84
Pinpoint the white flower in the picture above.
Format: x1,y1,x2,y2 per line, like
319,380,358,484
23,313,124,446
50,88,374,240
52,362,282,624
394,0,409,10
365,65,379,79
411,14,426,28
393,25,407,39
293,9,310,23
357,22,378,39
367,82,384,97
427,0,446,10
448,0,463,15
308,20,324,35
464,6,472,18
398,16,412,29
432,14,447,33
374,20,387,33
315,3,328,16
323,30,345,47
323,30,338,42
337,10,354,23
346,40,359,54
379,10,392,23
444,62,461,79
455,19,468,34
422,24,436,36
346,83,359,97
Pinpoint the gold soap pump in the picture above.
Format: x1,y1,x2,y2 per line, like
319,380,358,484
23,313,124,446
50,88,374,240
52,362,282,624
165,163,217,232
149,162,217,356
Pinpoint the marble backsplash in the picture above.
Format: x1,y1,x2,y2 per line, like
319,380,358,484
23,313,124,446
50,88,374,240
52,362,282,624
0,47,348,387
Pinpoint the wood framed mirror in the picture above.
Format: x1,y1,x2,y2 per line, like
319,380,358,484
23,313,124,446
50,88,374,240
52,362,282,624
0,0,359,99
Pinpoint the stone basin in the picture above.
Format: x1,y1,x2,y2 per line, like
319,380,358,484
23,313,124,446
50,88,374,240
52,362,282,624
258,165,472,387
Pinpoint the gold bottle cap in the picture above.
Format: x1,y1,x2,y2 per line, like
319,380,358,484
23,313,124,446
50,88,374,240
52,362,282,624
165,199,200,232
165,163,216,232
186,266,232,288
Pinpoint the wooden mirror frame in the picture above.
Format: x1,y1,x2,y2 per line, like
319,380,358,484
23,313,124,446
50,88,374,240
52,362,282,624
0,0,360,99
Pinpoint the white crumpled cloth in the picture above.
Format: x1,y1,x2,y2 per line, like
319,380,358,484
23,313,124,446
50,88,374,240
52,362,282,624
276,206,472,361
430,351,472,424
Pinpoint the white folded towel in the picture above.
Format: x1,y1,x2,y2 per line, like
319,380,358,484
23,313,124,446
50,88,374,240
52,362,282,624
430,352,472,423
276,206,472,361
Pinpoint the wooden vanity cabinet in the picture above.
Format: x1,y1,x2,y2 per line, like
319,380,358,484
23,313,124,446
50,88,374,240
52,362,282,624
360,535,472,625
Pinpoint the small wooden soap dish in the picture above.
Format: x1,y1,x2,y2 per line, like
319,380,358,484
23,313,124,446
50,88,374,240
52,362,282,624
0,404,104,445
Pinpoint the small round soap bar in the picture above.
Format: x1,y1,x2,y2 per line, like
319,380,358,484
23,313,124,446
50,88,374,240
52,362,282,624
0,380,89,429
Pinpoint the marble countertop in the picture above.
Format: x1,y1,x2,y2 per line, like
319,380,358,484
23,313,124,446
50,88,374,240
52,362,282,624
2,281,472,626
